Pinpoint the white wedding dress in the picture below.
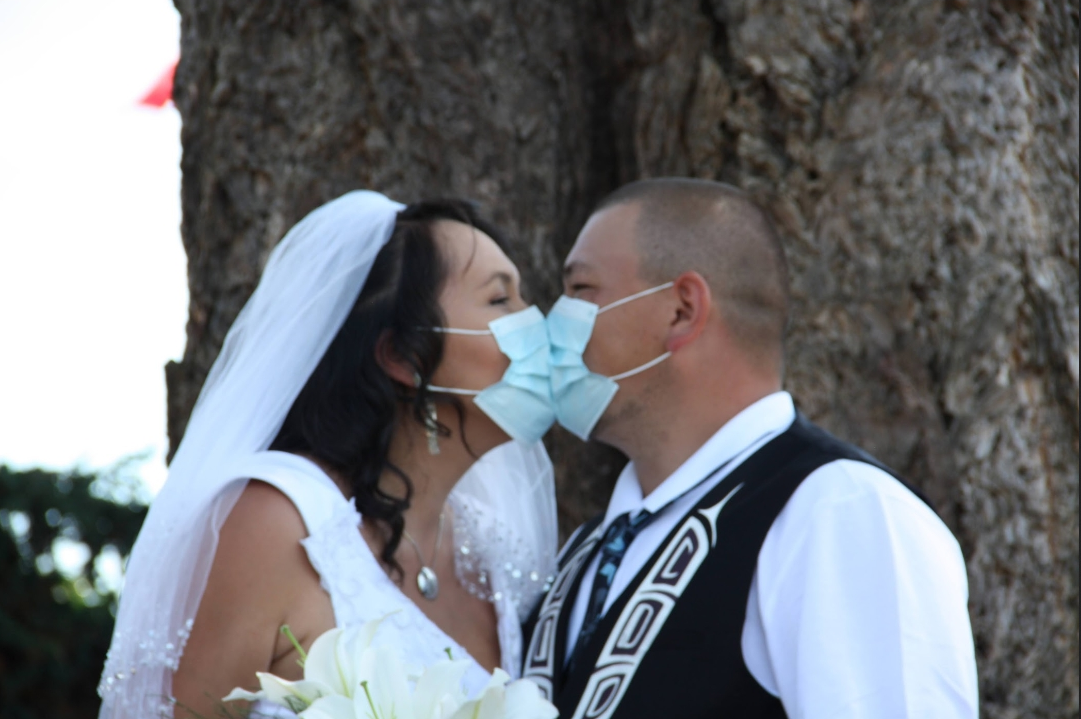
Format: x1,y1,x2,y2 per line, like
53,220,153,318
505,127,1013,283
232,449,547,716
97,193,558,719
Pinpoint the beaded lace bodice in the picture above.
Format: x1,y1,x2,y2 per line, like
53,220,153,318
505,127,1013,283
100,448,550,719
301,500,501,692
247,452,510,699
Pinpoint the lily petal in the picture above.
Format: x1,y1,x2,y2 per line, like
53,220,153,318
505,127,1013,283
502,679,559,719
255,672,335,710
474,687,507,719
447,673,509,719
446,699,482,719
222,687,266,702
342,614,396,688
305,628,349,695
299,694,355,719
412,659,471,719
355,645,414,719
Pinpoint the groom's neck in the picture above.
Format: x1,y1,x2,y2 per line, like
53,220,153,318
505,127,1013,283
615,370,780,499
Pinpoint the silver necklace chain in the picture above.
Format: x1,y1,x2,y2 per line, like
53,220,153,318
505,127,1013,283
402,510,445,601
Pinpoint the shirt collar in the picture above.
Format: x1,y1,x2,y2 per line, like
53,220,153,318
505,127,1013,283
603,391,797,527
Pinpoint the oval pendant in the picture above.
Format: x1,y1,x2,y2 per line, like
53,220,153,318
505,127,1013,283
417,566,439,600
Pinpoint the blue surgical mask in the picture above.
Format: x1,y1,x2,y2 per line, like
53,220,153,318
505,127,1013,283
428,305,556,444
547,282,674,440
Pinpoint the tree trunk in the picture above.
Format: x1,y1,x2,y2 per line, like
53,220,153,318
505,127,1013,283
167,1,1079,716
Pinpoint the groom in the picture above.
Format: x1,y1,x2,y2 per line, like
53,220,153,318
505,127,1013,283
523,179,978,718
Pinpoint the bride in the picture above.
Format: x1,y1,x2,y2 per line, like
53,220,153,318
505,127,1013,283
97,191,559,718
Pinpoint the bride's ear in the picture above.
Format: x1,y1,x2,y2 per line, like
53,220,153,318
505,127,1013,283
375,330,417,388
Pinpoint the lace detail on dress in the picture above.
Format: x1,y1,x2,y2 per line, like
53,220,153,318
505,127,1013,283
100,442,546,718
449,494,556,676
450,494,555,620
299,500,498,696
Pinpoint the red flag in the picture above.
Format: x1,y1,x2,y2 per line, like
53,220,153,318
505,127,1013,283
139,60,177,108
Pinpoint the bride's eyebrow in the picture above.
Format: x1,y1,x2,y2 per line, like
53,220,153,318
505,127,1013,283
478,271,514,289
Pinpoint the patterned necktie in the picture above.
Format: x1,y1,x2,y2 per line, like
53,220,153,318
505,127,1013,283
571,509,656,666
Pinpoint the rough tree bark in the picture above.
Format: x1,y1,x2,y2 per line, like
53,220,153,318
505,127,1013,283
166,1,1079,716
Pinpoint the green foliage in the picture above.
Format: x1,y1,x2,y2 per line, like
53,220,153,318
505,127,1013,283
0,463,148,719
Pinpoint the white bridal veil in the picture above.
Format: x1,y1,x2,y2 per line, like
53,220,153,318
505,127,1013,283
97,191,558,718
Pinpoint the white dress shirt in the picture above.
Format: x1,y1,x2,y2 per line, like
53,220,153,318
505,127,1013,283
564,392,979,718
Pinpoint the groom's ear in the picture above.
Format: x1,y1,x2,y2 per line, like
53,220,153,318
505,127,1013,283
375,330,417,388
665,271,712,354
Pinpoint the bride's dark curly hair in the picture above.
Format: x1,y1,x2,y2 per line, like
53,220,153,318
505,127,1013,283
269,198,511,578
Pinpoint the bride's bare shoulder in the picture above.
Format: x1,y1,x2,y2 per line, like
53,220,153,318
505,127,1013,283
215,480,308,567
191,479,315,614
173,482,323,714
228,479,305,525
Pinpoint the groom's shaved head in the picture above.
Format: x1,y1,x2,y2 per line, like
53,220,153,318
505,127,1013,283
595,178,789,366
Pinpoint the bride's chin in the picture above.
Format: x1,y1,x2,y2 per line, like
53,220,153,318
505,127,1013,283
457,413,512,459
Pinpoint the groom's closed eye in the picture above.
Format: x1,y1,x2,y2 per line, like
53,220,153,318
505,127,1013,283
568,283,594,297
563,261,598,297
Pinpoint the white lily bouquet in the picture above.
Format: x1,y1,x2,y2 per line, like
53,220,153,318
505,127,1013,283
224,618,558,719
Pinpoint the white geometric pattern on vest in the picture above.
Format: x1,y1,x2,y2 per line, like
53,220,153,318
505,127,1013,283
568,483,744,719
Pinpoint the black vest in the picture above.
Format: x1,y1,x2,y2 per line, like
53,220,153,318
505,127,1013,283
521,414,930,719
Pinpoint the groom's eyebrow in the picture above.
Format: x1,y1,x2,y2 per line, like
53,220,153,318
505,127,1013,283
563,261,588,278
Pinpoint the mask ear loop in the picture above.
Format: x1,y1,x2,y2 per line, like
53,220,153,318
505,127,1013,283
596,281,675,315
608,351,672,382
593,281,676,381
429,327,493,335
427,385,482,396
424,326,493,395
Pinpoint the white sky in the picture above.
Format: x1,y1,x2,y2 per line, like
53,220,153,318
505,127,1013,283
0,0,186,494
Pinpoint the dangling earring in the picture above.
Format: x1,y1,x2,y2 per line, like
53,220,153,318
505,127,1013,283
425,400,441,455
415,372,441,455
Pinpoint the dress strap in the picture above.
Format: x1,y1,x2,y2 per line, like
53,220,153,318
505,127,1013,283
225,450,350,534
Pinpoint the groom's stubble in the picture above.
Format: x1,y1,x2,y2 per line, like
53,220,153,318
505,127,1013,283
562,203,676,447
564,178,788,492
